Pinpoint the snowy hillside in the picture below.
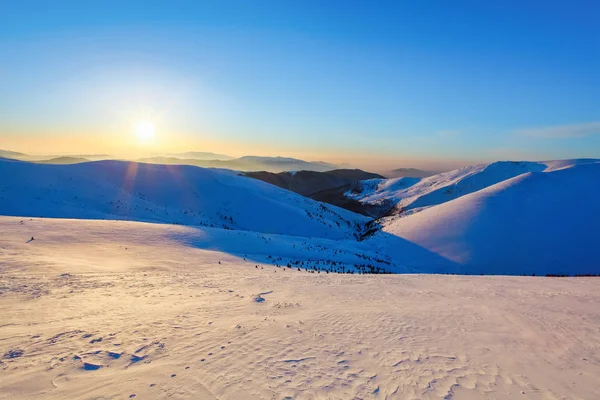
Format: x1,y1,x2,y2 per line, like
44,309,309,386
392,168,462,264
368,162,600,275
0,160,368,240
2,216,599,399
348,159,600,216
2,158,600,275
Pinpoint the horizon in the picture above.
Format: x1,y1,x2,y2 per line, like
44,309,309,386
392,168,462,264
6,146,599,174
2,1,599,171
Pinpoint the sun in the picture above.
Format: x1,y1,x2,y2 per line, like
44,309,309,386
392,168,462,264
133,121,156,145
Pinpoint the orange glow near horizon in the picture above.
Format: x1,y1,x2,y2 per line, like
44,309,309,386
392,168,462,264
0,131,474,172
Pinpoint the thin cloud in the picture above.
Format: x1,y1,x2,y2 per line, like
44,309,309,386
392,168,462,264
518,122,600,138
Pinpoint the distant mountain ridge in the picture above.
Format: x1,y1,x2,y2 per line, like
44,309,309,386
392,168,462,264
244,169,383,196
137,155,339,172
0,150,110,162
0,149,27,159
37,156,90,164
157,151,234,160
235,156,337,171
386,168,436,178
0,149,340,172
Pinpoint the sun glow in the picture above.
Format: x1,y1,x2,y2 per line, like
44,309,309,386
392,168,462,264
133,121,156,145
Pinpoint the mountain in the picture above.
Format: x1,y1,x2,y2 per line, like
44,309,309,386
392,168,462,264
136,156,270,171
367,161,600,275
0,151,338,172
244,169,384,196
1,157,598,275
137,155,339,173
68,154,112,160
0,149,26,159
348,159,600,217
0,159,367,240
386,168,436,178
235,156,337,172
36,156,90,164
244,169,385,217
158,151,234,160
308,184,388,217
136,156,229,168
0,150,110,162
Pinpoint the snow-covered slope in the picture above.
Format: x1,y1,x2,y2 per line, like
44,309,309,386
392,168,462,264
2,158,599,275
348,159,600,216
2,216,599,399
368,162,600,275
540,158,600,171
0,160,368,239
0,216,395,274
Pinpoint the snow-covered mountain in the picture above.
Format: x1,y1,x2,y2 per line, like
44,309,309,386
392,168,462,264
348,159,600,217
2,157,600,275
0,159,368,240
368,161,600,275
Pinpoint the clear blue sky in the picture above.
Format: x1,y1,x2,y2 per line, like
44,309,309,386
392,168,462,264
1,0,599,169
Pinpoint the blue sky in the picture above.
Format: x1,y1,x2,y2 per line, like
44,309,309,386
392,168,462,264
1,0,599,169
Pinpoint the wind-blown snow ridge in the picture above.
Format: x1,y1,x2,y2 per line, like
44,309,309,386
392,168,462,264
0,159,368,240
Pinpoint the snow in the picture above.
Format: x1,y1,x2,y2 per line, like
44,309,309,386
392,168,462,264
2,156,600,398
0,159,368,240
370,162,600,275
2,158,600,275
1,216,599,399
541,158,600,171
347,159,600,215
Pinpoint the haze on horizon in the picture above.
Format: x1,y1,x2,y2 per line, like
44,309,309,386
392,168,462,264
1,0,599,172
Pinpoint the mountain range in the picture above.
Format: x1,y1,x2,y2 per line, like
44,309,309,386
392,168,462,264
137,155,339,173
154,151,234,160
1,155,598,275
385,167,436,178
0,149,340,173
366,160,600,275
